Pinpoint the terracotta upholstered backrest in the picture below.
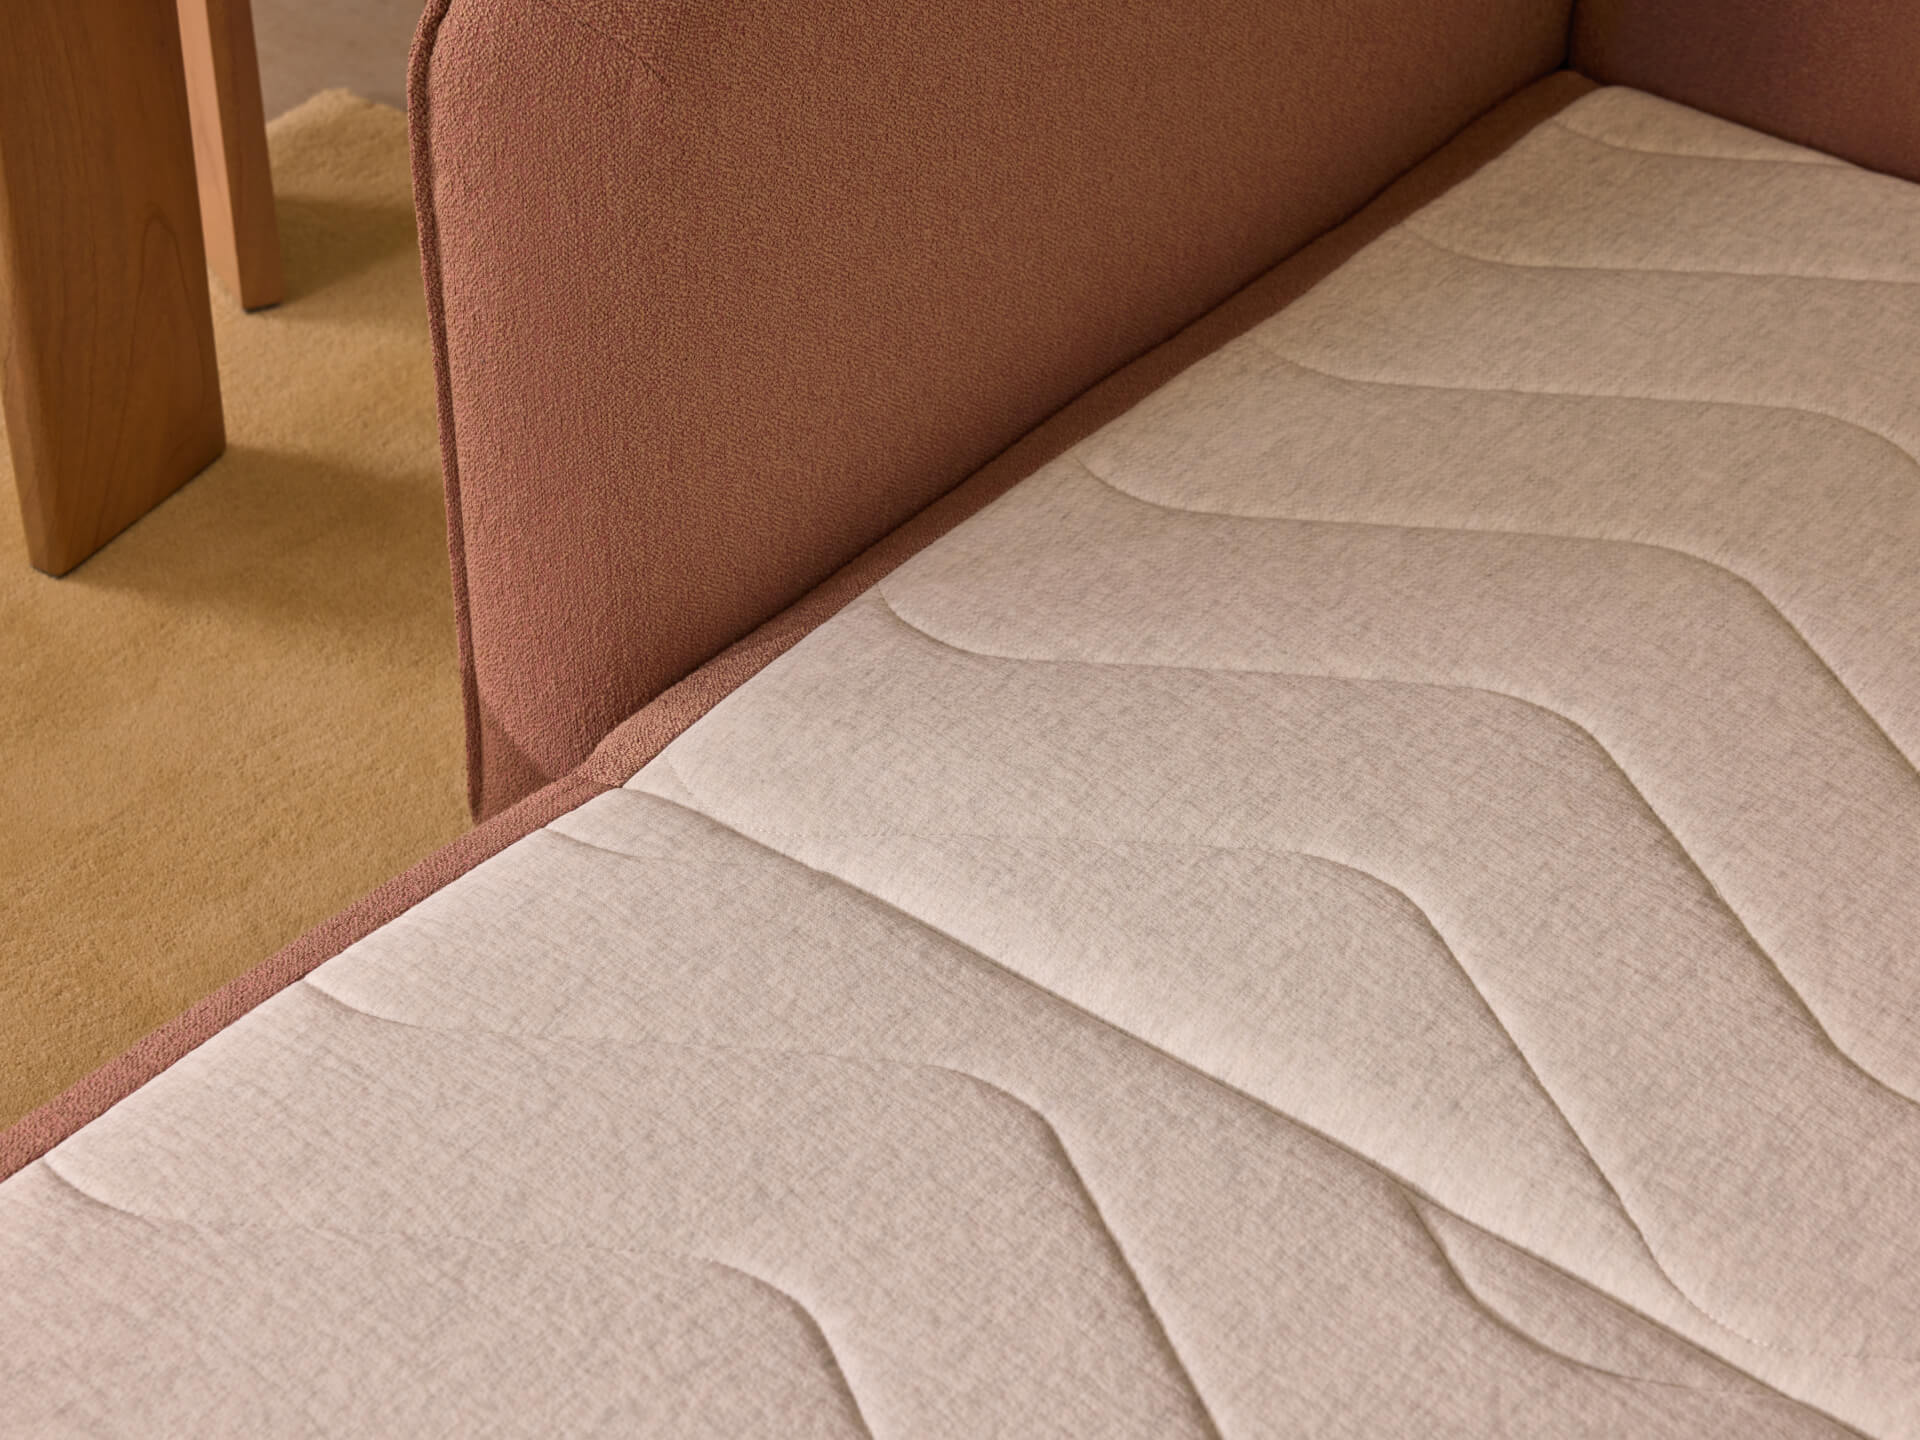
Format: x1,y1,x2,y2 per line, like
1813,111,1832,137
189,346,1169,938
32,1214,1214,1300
1571,1,1920,184
410,0,1574,817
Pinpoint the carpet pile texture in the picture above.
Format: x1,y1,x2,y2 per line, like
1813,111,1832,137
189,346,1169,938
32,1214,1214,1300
0,91,466,1129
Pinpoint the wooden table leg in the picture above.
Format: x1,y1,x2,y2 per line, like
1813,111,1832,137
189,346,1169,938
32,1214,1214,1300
0,0,226,576
177,0,284,310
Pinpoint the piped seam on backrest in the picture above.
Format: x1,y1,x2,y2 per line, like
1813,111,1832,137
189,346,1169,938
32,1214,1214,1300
407,0,483,818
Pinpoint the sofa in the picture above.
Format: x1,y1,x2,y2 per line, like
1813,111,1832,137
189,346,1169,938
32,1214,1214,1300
3,0,1917,1432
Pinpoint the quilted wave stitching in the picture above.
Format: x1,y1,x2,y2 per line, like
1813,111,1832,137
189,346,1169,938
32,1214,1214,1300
53,988,1224,1436
1061,451,1920,780
1396,221,1920,287
863,594,1920,1119
614,765,1914,1373
1542,117,1848,168
299,867,1823,1399
35,1155,878,1438
1241,343,1920,492
1242,309,1920,482
1403,1198,1773,1397
648,633,1920,1372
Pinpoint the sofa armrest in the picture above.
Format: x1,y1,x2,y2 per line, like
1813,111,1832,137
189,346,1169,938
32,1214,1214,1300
410,0,1573,819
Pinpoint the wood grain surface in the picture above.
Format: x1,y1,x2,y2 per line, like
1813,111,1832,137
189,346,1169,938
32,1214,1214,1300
0,0,226,575
179,0,285,309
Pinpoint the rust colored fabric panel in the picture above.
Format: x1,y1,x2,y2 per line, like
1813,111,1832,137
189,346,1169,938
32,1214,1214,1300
413,0,1575,819
0,71,1591,1185
584,70,1601,789
1571,0,1920,183
0,771,607,1183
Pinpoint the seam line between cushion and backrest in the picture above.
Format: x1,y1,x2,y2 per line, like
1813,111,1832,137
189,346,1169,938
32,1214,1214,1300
569,76,1605,797
441,62,1595,817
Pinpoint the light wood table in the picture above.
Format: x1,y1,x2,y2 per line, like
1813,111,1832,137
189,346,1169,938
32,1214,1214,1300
179,0,284,311
0,0,282,576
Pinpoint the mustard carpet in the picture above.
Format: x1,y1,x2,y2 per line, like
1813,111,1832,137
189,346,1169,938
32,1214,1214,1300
0,92,467,1129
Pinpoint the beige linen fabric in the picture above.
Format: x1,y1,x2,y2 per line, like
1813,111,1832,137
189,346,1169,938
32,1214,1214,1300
2,88,1914,1436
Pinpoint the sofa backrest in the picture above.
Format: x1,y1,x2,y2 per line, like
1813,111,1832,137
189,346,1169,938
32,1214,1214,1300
411,0,1575,817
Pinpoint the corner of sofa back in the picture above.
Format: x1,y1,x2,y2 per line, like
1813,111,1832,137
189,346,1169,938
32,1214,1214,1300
1569,0,1920,183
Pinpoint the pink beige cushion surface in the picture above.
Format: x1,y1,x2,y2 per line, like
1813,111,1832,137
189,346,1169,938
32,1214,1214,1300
4,88,1917,1435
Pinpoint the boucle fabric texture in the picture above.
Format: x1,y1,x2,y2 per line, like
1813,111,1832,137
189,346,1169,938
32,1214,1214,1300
5,87,1918,1434
411,0,1575,818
